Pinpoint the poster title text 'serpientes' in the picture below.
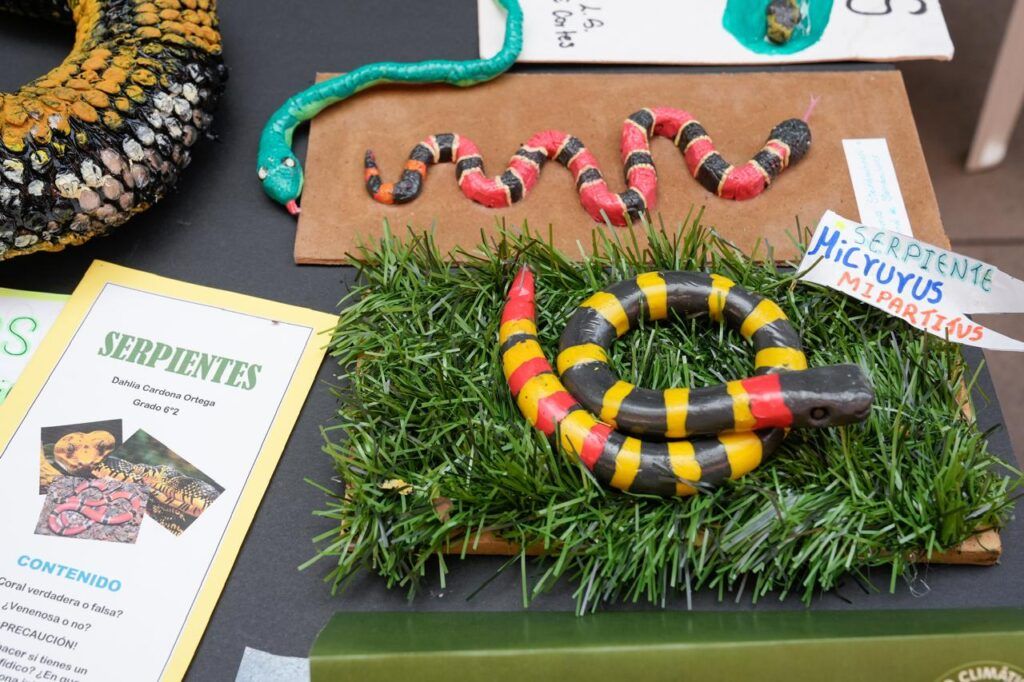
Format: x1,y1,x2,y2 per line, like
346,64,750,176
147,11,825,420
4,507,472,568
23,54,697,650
98,331,261,390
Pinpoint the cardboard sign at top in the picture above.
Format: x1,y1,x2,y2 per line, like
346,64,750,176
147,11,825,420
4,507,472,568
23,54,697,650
295,70,947,264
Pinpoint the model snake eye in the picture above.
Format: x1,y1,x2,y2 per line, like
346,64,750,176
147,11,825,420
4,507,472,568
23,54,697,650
810,406,829,422
282,157,296,168
257,166,268,180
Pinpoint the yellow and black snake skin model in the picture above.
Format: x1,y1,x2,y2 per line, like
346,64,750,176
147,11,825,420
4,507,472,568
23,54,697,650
0,0,225,259
500,267,875,496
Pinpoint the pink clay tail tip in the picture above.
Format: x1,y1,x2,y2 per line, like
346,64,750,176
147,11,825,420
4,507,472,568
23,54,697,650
286,200,301,217
802,95,821,122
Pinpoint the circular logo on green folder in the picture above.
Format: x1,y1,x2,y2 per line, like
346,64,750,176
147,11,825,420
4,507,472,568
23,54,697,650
937,661,1024,682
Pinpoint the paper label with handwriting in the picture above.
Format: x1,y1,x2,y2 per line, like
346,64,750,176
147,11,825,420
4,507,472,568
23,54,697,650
842,138,912,236
799,211,1024,351
0,288,67,404
479,0,953,65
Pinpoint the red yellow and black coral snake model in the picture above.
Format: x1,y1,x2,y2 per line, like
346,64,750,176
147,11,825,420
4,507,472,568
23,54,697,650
499,267,874,496
365,106,813,226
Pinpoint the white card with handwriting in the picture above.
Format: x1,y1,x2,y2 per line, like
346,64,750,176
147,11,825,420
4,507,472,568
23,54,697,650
799,211,1024,351
842,138,913,236
479,0,953,64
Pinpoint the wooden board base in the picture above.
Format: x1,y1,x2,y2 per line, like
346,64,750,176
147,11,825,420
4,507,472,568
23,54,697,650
432,499,1002,566
296,70,948,264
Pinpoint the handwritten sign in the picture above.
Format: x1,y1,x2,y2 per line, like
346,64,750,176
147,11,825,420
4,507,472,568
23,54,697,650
843,138,913,236
550,0,605,49
798,211,1024,351
0,288,66,403
478,0,953,64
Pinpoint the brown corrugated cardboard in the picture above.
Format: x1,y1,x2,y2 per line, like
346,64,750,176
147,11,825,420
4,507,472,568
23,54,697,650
296,70,947,264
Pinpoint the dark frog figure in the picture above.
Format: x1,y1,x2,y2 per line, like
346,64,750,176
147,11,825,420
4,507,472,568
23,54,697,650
766,0,803,44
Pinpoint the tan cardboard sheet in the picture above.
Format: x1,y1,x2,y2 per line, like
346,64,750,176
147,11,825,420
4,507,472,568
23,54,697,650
295,71,947,264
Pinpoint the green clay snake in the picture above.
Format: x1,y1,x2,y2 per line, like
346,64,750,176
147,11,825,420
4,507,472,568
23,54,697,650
256,0,524,216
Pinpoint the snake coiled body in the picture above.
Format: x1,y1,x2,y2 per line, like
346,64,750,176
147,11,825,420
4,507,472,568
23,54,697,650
93,455,219,517
0,0,225,260
47,478,145,537
499,267,873,496
365,108,811,226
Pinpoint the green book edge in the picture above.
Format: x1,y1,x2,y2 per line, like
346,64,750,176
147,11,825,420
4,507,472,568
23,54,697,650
310,609,1024,682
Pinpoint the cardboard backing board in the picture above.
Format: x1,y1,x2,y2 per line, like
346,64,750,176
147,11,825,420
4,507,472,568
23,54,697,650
296,70,947,264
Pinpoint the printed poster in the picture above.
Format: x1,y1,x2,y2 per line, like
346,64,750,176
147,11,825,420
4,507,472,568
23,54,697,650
0,262,336,682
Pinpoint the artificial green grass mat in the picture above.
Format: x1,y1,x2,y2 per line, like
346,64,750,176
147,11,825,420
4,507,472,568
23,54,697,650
310,219,1021,612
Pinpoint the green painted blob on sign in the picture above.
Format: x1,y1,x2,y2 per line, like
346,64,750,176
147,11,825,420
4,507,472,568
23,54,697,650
723,0,834,55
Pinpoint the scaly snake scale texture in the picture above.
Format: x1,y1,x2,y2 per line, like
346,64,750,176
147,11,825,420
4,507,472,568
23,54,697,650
0,0,226,259
94,455,220,517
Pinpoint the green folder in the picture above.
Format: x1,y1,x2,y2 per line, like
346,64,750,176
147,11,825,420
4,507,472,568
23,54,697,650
311,609,1024,682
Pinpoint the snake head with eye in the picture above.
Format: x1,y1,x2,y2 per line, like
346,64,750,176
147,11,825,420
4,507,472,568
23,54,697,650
53,430,117,476
778,364,875,428
257,135,304,216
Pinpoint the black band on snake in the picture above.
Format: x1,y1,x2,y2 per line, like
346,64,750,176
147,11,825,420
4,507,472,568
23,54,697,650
500,268,874,496
0,0,225,260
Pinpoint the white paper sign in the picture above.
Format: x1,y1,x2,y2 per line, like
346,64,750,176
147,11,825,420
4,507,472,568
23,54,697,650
0,289,66,404
479,0,953,65
799,211,1024,351
842,138,913,236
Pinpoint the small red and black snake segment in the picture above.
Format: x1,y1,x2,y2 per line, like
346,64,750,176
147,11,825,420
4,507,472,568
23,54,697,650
499,267,874,496
364,108,811,226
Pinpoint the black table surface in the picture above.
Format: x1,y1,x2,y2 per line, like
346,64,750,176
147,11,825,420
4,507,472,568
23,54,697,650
1,3,1021,680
